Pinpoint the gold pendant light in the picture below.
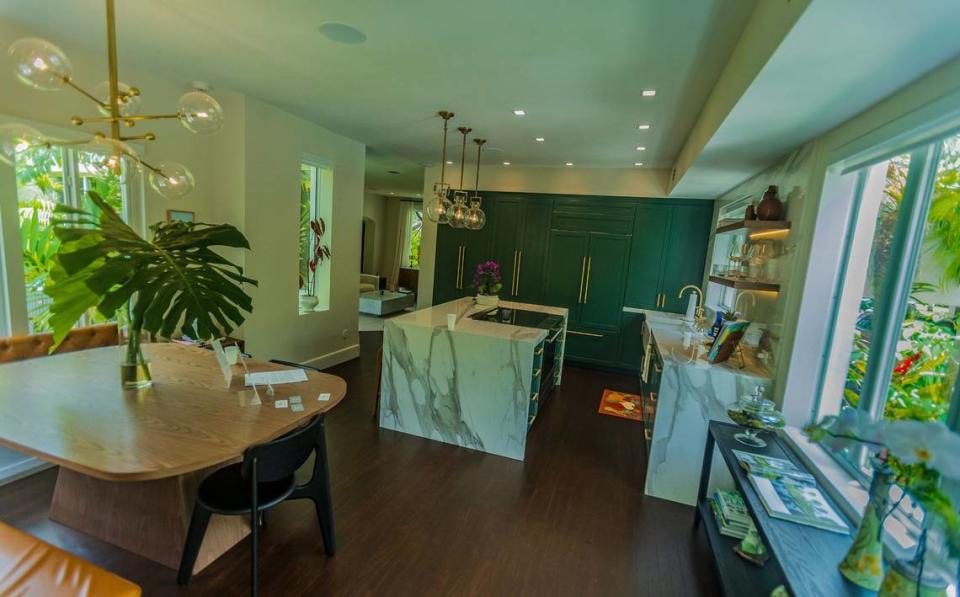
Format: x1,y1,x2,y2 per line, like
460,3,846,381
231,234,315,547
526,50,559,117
424,111,455,224
0,0,223,200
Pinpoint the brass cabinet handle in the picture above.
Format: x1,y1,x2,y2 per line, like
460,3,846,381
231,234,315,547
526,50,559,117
568,330,603,338
532,368,542,378
454,246,462,289
458,246,466,289
531,392,539,402
515,250,523,296
583,257,593,304
511,250,518,295
644,428,653,441
578,256,587,304
534,346,544,356
650,392,658,402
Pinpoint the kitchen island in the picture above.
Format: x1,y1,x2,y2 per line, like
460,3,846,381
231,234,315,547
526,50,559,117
379,298,567,461
633,309,774,505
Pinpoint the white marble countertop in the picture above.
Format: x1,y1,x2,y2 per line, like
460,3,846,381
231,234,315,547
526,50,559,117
641,310,772,380
391,298,568,345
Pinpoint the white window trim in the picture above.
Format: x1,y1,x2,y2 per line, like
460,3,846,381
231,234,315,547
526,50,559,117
298,155,333,315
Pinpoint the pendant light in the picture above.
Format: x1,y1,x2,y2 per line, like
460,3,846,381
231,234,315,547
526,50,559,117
424,111,455,224
2,0,224,200
465,138,487,230
448,126,472,229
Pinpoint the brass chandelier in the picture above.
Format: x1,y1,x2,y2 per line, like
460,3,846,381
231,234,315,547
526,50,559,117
424,110,487,230
0,0,223,200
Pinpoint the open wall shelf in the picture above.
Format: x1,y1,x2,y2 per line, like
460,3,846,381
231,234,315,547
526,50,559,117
708,275,780,293
715,220,791,235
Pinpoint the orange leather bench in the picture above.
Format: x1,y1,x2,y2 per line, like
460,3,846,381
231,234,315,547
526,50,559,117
0,521,141,596
0,323,119,364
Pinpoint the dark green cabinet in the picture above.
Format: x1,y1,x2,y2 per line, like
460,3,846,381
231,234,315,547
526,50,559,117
623,202,712,314
489,195,551,304
431,192,713,373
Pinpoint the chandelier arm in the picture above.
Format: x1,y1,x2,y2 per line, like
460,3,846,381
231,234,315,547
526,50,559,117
72,113,181,126
136,157,165,176
57,75,110,109
42,137,95,148
119,133,156,142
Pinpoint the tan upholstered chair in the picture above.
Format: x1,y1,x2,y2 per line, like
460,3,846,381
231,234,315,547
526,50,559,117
0,323,119,364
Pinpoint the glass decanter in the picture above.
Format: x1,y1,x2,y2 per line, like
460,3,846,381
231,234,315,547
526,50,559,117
727,386,784,447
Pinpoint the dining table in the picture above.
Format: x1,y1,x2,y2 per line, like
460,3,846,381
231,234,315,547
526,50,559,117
0,342,346,573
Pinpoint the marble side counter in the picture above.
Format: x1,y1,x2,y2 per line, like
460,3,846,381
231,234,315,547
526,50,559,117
639,310,774,506
379,298,568,461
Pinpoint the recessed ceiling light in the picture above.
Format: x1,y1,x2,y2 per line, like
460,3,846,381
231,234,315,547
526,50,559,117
318,22,367,45
634,162,644,166
445,160,453,165
565,162,574,167
642,89,656,97
635,146,647,151
637,124,651,130
503,161,511,166
512,109,526,116
535,137,545,142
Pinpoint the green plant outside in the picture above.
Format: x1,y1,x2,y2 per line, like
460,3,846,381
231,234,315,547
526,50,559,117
408,209,422,268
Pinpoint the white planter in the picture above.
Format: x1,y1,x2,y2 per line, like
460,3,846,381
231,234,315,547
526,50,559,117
299,295,320,311
476,294,499,307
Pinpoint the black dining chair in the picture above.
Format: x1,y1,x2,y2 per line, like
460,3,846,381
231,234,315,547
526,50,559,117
176,415,336,595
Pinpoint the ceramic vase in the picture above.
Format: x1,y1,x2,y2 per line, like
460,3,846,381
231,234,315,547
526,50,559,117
838,461,894,590
476,294,499,307
756,185,783,221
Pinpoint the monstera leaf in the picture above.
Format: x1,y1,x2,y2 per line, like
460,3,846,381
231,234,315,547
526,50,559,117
45,191,257,347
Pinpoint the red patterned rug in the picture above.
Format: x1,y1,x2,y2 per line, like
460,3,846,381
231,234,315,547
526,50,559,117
598,389,644,422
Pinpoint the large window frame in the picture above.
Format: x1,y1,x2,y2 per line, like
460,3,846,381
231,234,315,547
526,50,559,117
0,115,143,337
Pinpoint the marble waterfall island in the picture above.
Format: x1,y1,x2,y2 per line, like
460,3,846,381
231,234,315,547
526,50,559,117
379,298,567,461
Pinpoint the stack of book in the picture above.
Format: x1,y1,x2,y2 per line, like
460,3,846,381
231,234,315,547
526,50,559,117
709,489,755,539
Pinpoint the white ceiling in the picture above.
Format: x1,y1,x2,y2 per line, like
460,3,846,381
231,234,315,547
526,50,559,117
672,0,960,198
0,0,758,196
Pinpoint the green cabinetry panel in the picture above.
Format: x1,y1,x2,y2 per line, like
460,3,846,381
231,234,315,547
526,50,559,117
659,204,713,313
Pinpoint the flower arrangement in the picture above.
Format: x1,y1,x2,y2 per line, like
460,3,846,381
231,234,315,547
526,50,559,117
805,411,960,589
473,260,502,296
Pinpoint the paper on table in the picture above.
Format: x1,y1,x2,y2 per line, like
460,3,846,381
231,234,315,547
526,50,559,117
244,369,308,387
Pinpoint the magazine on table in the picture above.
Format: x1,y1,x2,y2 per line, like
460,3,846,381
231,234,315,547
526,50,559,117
733,450,849,535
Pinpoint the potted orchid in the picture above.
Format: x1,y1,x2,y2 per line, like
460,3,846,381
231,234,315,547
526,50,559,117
473,260,502,306
299,217,331,311
805,412,960,593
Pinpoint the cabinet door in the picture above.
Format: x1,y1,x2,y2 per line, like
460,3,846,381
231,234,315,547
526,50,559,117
490,198,523,298
623,203,671,310
579,233,630,331
515,200,551,303
543,229,589,321
433,224,468,304
659,204,713,313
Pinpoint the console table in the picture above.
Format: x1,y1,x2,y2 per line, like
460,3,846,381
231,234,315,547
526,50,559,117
694,421,873,596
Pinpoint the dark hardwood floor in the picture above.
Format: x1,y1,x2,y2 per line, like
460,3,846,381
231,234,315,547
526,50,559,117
0,332,720,596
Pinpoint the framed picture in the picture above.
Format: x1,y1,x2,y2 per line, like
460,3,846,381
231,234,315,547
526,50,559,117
166,209,195,223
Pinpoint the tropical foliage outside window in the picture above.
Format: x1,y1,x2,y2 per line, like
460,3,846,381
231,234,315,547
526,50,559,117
15,144,126,332
842,137,960,425
404,207,422,268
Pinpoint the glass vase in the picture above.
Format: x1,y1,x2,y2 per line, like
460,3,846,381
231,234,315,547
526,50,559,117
118,306,152,389
839,460,895,590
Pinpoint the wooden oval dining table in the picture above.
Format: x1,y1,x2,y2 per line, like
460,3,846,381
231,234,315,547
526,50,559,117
0,342,346,573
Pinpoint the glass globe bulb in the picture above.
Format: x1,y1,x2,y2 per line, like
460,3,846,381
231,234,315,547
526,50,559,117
178,91,224,134
84,137,142,184
465,198,486,230
8,38,72,90
426,192,453,224
449,194,468,229
94,81,141,117
149,162,195,199
0,123,43,165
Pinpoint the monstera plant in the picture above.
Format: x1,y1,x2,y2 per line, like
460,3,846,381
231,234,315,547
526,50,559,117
45,191,257,388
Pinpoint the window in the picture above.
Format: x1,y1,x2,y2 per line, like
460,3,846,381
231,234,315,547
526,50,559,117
298,159,332,313
9,143,133,334
401,206,422,269
816,132,960,557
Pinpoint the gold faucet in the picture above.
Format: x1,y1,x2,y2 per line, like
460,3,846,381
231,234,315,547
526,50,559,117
678,285,705,330
734,291,757,318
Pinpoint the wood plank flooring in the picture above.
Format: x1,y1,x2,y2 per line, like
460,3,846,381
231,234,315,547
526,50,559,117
0,332,720,596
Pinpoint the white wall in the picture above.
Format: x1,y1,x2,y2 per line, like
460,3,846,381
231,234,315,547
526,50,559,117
362,192,386,276
417,165,674,308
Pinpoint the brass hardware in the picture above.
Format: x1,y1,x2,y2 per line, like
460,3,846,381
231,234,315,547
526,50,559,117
650,392,658,402
734,290,757,316
454,246,463,288
457,126,472,190
515,250,523,295
583,257,592,303
568,330,603,338
120,132,156,142
531,392,539,402
644,428,653,441
654,364,662,374
459,246,467,289
532,368,542,378
511,250,519,295
534,346,544,356
578,257,587,303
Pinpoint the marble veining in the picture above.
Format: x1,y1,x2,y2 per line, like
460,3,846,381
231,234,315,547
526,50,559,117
379,298,568,461
641,310,773,505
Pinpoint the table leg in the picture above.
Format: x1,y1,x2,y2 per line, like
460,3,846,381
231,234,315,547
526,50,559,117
693,430,716,529
49,465,249,572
